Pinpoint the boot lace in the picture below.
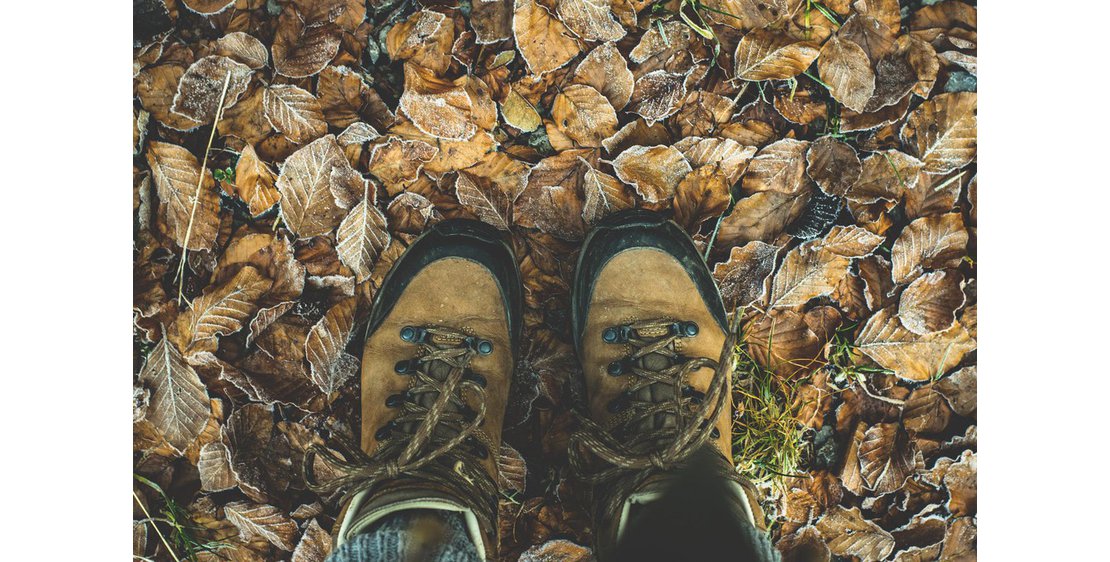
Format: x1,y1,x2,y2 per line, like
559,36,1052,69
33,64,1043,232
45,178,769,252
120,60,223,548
304,326,498,525
568,318,737,487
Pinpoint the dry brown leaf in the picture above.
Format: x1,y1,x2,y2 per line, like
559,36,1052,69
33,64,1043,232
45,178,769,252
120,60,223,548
581,158,634,225
673,166,730,231
138,338,212,454
902,386,952,434
317,65,370,128
715,188,813,249
501,87,542,132
137,63,203,131
858,422,920,493
337,194,391,283
602,118,672,155
513,0,582,75
713,241,778,310
839,14,896,61
935,365,976,417
291,519,332,562
367,136,437,194
456,151,530,230
232,144,280,217
675,137,756,186
218,85,271,144
305,297,357,393
734,30,820,81
399,65,496,141
806,137,861,197
181,0,235,15
901,92,977,174
628,70,687,125
940,515,976,561
905,169,961,219
518,539,593,562
768,226,882,309
700,0,792,30
472,0,513,43
611,144,690,203
497,443,528,493
224,501,299,551
515,151,590,240
818,34,876,113
891,213,968,284
557,0,625,42
173,266,272,353
272,7,342,78
553,84,618,147
571,42,634,110
628,20,692,70
385,10,454,75
856,305,975,381
848,149,922,204
276,135,351,237
942,450,977,517
743,138,810,195
673,91,735,137
171,55,252,124
216,32,269,69
198,440,238,492
897,269,965,335
146,141,221,251
816,505,895,560
264,85,327,144
744,306,839,377
777,526,831,562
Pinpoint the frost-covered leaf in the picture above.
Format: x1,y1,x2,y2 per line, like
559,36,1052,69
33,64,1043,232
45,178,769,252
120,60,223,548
571,42,634,110
556,0,625,42
336,195,391,283
673,166,730,231
857,422,920,494
513,0,581,75
367,136,437,194
856,306,975,381
500,87,542,132
305,297,357,393
581,157,633,225
385,10,453,75
272,7,341,78
276,135,351,237
173,266,272,352
138,338,212,454
611,145,691,203
497,444,528,493
456,151,530,230
898,269,965,335
552,84,618,148
901,92,977,174
818,35,876,113
198,440,238,492
145,141,220,251
675,137,756,186
399,65,495,141
816,506,895,560
224,501,299,551
628,70,687,126
518,539,593,562
181,0,234,15
716,188,813,249
735,30,820,81
292,519,332,562
891,213,968,284
744,138,810,195
516,151,590,240
171,55,252,124
216,32,269,69
807,137,861,197
935,365,976,416
713,241,778,310
768,227,881,309
264,85,327,144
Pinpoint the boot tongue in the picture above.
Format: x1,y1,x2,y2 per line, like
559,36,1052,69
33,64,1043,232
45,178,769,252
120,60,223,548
629,350,679,434
400,354,464,438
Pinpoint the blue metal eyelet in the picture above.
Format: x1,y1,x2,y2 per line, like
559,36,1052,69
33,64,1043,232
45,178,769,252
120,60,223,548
400,326,426,343
607,361,623,376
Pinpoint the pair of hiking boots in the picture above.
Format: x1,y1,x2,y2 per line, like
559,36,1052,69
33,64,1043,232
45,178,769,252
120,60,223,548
306,210,762,559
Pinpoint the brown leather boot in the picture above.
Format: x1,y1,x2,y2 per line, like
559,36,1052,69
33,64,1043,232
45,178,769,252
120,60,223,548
568,210,763,559
307,219,522,558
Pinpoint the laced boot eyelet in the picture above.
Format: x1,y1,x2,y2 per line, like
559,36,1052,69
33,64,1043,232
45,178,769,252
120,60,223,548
682,386,705,404
710,427,721,439
385,393,406,408
394,360,414,374
464,372,487,388
400,326,427,343
465,436,489,459
465,337,494,355
606,361,624,376
375,421,395,440
602,325,632,344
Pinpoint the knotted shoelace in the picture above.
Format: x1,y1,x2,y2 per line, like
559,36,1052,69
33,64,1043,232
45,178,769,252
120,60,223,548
304,326,498,526
568,318,738,488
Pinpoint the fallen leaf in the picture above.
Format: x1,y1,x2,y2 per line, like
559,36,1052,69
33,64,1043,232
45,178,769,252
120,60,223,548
743,138,811,195
891,213,968,284
138,338,212,454
556,0,625,42
675,137,756,186
224,501,299,551
816,506,895,560
858,422,921,493
552,84,618,147
934,365,976,417
305,297,357,393
171,55,252,124
291,519,332,562
848,149,923,204
855,305,975,381
901,92,977,174
385,10,453,75
231,144,280,217
516,151,591,240
272,6,342,78
942,450,976,516
317,65,371,129
276,135,351,237
146,141,220,251
581,157,634,225
673,166,730,231
472,0,513,43
501,87,542,132
897,269,965,335
264,85,327,144
713,241,779,310
456,151,530,230
172,266,272,354
571,41,634,110
216,32,270,69
628,70,687,125
806,137,862,197
336,194,391,282
735,30,820,81
367,136,437,194
198,440,238,492
715,188,813,249
903,386,952,434
818,34,876,113
513,0,581,75
518,539,593,562
611,144,691,203
181,0,234,15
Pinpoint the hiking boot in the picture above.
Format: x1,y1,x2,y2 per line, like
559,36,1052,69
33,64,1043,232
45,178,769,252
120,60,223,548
568,210,763,558
307,219,522,558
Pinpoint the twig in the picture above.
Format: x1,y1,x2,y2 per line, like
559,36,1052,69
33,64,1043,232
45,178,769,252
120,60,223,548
133,490,182,562
176,70,234,305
